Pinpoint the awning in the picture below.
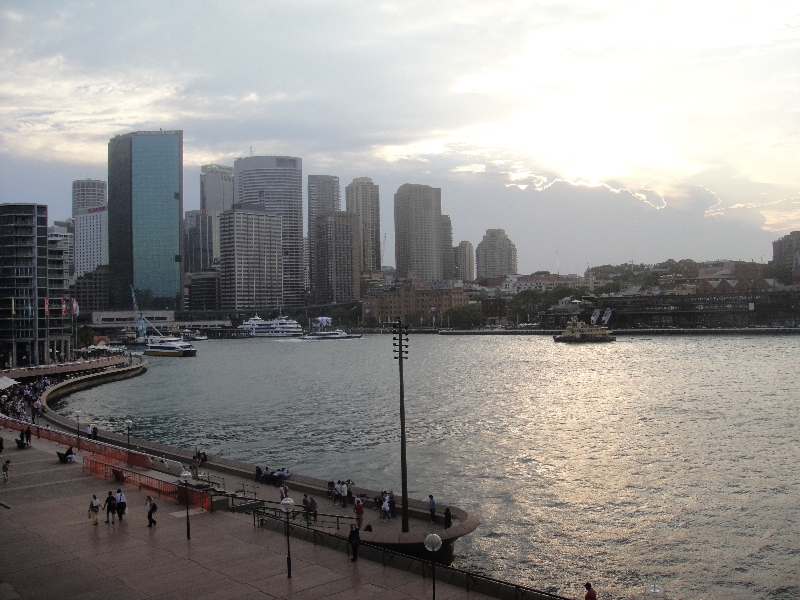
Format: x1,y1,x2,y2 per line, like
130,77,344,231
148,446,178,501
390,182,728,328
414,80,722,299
0,376,20,390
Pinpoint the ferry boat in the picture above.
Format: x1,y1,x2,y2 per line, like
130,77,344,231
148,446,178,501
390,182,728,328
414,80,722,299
143,336,198,357
301,329,362,341
237,315,304,338
553,316,616,343
180,329,208,342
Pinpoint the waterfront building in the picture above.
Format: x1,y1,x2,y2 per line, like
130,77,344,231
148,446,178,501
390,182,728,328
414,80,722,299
772,231,800,268
200,164,234,265
234,156,303,307
187,271,221,311
184,210,215,273
697,260,762,280
362,279,469,325
219,207,283,311
74,265,110,312
476,229,518,279
0,204,71,367
454,241,474,282
313,211,363,305
308,175,340,294
394,184,452,282
108,130,184,310
345,177,381,272
47,224,75,287
74,205,108,278
72,179,107,215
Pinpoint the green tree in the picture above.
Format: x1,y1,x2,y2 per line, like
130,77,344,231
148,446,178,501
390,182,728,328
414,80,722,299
77,326,95,347
442,304,484,328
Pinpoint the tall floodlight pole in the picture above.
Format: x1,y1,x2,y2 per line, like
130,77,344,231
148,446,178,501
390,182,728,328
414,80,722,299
393,318,410,533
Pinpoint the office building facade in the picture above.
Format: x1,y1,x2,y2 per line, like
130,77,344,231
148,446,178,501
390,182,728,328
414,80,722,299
72,179,107,215
47,225,75,287
108,130,184,309
200,164,234,265
345,177,381,271
74,205,109,278
234,156,303,307
313,211,363,305
476,229,518,278
219,208,283,311
454,240,475,282
184,210,215,273
440,215,454,280
308,175,340,293
394,183,452,282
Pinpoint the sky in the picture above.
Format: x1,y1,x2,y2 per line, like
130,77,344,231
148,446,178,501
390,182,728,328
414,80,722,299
1,1,799,274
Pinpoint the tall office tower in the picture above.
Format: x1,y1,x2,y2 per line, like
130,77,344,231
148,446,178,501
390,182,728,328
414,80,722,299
440,215,454,280
200,164,234,265
476,229,518,278
0,204,71,367
302,236,310,291
72,179,107,215
307,175,340,292
345,177,381,271
184,210,214,273
234,156,303,307
108,130,183,310
394,184,452,281
47,225,75,287
453,240,475,282
313,211,363,305
219,208,283,311
74,205,108,278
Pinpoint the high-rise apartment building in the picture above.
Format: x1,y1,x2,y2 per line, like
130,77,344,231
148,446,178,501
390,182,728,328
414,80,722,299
72,179,107,215
47,225,75,287
394,184,452,282
440,215,454,280
108,130,184,309
313,211,363,305
307,175,340,292
200,164,234,265
184,210,215,273
74,205,108,278
476,229,518,278
454,240,474,282
0,204,71,367
345,177,381,271
219,208,283,311
234,156,303,308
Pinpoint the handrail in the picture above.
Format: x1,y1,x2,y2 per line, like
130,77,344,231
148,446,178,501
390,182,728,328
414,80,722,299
250,504,568,600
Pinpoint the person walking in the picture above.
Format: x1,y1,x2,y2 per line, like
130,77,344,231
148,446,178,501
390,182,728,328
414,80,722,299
0,436,4,456
444,507,452,529
146,496,157,527
381,496,390,522
115,489,127,522
89,494,100,525
2,460,10,484
24,426,31,448
340,481,348,507
348,524,360,562
353,498,364,529
429,495,436,523
584,583,596,600
103,491,117,524
308,496,318,524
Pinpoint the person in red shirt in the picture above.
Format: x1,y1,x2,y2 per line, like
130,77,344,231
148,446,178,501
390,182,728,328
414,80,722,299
584,582,596,600
353,497,365,528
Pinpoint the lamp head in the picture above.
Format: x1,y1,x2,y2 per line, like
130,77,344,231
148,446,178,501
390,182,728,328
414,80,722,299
280,497,294,513
124,419,133,427
424,533,442,553
180,470,191,480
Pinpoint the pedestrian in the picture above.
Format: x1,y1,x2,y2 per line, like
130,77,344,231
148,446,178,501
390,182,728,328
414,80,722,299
103,490,117,524
115,489,127,522
0,435,4,456
388,491,396,518
353,498,364,529
2,460,10,484
348,524,360,562
334,481,341,505
381,496,390,522
24,426,31,447
308,496,318,524
444,507,452,529
429,495,436,523
584,583,596,600
340,481,348,507
92,425,98,440
302,493,309,520
89,494,100,525
146,496,158,527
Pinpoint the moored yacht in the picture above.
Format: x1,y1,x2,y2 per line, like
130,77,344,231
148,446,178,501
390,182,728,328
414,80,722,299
238,315,304,338
144,336,198,357
301,329,362,340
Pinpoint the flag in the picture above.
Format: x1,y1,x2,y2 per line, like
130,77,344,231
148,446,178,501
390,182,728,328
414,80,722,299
62,298,67,316
44,298,49,315
11,297,14,315
72,298,79,316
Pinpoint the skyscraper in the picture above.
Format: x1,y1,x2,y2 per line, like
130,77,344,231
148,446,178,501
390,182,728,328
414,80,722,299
313,211,363,305
394,184,452,282
72,179,107,215
345,177,381,271
219,207,283,311
440,215,454,280
74,205,108,278
476,229,518,278
307,175,340,293
200,164,234,266
184,210,214,273
234,156,303,307
453,240,475,282
108,130,184,309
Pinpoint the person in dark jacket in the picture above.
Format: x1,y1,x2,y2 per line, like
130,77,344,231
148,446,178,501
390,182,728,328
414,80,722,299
444,507,452,529
348,524,360,562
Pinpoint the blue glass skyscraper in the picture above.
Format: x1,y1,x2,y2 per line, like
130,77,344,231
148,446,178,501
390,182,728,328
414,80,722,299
108,131,184,309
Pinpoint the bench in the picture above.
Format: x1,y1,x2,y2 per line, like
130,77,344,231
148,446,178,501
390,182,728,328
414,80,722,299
111,469,127,484
15,439,27,450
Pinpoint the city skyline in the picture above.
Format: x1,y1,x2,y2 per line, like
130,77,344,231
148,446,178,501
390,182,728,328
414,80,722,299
1,3,798,274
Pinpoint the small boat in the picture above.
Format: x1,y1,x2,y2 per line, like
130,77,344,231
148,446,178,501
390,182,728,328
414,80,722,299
553,316,616,343
301,329,362,341
143,336,198,357
238,315,304,338
180,329,208,341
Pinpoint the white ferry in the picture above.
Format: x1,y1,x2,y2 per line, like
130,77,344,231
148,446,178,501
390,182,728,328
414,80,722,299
238,315,304,338
301,329,362,341
144,336,198,357
553,316,616,343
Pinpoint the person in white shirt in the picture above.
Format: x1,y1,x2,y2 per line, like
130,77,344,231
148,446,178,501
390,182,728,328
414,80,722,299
340,482,348,507
115,489,127,522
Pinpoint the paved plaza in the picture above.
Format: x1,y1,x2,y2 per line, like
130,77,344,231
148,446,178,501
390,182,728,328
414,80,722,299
0,429,492,600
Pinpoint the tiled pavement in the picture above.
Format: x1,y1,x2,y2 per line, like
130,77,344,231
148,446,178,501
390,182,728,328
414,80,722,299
0,430,491,600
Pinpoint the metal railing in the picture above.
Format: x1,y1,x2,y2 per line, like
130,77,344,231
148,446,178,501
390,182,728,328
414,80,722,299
240,496,358,531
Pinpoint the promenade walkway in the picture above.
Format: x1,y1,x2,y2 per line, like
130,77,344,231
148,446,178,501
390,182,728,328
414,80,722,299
0,430,493,600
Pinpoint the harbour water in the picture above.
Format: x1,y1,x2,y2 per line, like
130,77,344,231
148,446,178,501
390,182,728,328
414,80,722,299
55,335,800,599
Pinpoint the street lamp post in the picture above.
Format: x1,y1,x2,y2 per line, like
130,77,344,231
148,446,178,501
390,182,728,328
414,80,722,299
180,469,191,540
74,411,81,450
280,497,295,578
124,419,133,450
425,533,442,600
392,319,410,533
